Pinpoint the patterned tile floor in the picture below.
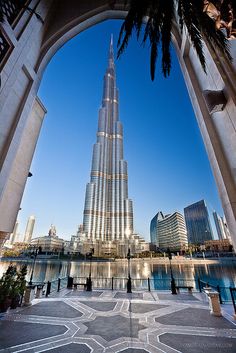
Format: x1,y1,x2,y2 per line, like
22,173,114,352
0,289,235,352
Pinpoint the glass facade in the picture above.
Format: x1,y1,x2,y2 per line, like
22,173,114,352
82,38,133,242
150,211,164,246
213,211,228,240
184,200,213,244
150,211,188,250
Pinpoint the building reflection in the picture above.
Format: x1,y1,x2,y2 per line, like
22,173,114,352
0,260,235,291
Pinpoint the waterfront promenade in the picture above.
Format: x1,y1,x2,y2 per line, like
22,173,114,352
0,288,236,353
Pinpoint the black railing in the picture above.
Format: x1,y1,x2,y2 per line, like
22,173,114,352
45,277,67,297
67,275,235,304
229,287,236,316
197,278,235,303
27,275,236,309
70,276,197,292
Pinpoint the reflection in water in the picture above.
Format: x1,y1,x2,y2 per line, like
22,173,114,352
204,263,209,275
178,264,182,274
0,259,235,289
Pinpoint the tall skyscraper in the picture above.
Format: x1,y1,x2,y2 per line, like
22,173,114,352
150,211,188,251
213,211,226,240
82,37,133,244
23,215,35,243
213,211,231,240
184,200,213,244
150,212,164,245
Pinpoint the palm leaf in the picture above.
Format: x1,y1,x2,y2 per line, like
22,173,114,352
117,0,233,80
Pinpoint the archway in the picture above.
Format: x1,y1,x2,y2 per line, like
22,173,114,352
0,0,235,249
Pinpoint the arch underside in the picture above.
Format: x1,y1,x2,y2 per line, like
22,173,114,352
0,0,235,249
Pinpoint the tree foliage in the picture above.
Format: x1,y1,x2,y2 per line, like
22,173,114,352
117,0,235,80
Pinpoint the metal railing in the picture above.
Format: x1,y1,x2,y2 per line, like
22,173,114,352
45,277,67,297
198,278,234,303
70,276,198,291
68,276,235,304
229,287,236,316
38,275,236,310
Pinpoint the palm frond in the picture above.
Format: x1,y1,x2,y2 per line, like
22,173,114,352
161,0,174,77
117,0,234,81
178,0,206,72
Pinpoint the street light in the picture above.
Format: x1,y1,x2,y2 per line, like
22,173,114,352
86,248,94,291
127,248,132,293
167,248,177,295
29,245,39,285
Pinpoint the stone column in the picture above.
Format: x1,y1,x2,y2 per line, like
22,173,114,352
23,286,36,306
35,285,44,299
205,289,222,316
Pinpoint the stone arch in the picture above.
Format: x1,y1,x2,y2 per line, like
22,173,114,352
0,0,235,249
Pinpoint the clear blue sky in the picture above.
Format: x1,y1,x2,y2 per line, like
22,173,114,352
18,20,223,241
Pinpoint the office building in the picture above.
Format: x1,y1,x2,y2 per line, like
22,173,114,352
150,211,188,251
150,212,164,245
23,215,35,243
30,224,64,253
184,200,213,244
213,211,228,240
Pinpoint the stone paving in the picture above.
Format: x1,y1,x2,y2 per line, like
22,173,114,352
0,289,235,352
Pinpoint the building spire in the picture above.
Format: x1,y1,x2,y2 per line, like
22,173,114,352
108,34,114,69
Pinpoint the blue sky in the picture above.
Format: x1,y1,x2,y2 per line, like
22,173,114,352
18,20,223,241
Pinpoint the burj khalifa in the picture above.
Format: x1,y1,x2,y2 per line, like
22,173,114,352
82,37,134,244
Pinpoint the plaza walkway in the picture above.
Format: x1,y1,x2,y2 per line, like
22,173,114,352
0,289,236,353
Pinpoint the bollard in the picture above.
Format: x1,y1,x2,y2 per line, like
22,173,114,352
197,278,202,292
111,277,114,291
67,276,73,289
229,287,236,319
204,289,222,316
86,277,92,291
148,277,151,292
46,281,51,297
216,285,223,304
23,286,35,306
127,277,132,293
57,278,61,292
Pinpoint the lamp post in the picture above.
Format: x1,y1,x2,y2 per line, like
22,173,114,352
127,248,132,293
86,248,94,291
29,245,39,285
167,248,177,295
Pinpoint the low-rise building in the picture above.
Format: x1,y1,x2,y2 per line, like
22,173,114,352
204,239,232,252
30,225,64,254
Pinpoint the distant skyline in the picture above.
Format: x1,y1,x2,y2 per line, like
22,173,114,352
18,20,223,241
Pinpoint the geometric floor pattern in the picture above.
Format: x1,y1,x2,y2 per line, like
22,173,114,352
0,289,235,353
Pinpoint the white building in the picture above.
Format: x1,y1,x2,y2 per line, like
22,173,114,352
23,216,35,243
150,211,188,251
